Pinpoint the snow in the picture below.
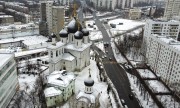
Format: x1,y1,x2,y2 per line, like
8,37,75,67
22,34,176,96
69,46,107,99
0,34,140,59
0,23,38,30
18,74,38,94
137,69,156,79
47,70,75,87
62,53,75,61
44,87,62,97
47,41,65,49
111,42,127,64
94,42,105,53
96,12,112,17
157,95,180,108
146,80,169,93
108,18,145,31
0,35,48,46
85,20,98,31
89,31,103,41
0,53,12,68
76,91,96,103
127,73,158,108
15,48,47,57
75,60,110,107
65,43,92,52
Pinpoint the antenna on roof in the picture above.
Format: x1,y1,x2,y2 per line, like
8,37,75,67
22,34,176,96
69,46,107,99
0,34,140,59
88,68,91,78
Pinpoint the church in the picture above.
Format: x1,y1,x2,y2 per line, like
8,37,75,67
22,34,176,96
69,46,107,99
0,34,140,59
47,17,91,72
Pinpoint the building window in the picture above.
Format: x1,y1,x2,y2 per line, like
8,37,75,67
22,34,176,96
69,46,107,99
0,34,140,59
56,50,58,57
51,51,53,58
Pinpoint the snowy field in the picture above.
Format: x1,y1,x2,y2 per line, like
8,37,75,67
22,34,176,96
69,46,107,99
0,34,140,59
108,18,145,31
137,69,156,79
96,11,112,17
146,80,169,93
89,31,103,41
85,20,98,31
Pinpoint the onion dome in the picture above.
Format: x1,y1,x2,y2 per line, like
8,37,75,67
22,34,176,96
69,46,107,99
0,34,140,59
67,17,82,33
82,28,89,36
51,33,56,38
59,28,68,38
84,71,94,86
74,31,83,39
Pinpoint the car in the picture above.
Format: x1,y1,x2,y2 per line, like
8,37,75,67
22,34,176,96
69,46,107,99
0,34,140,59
109,58,112,60
106,51,108,53
121,99,125,106
102,56,104,59
104,55,107,58
129,94,133,100
124,105,128,108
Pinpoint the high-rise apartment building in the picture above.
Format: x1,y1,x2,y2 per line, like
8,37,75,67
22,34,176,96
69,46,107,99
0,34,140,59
0,53,18,108
39,1,65,36
164,0,180,20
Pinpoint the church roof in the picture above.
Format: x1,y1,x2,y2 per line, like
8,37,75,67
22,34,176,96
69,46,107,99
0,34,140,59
67,17,82,33
74,31,83,39
59,28,68,38
44,87,62,97
82,28,89,36
84,78,94,87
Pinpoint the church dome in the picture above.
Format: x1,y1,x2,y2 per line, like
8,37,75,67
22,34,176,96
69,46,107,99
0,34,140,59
74,31,83,39
82,28,89,36
67,17,82,33
51,33,56,38
59,28,68,38
84,78,94,86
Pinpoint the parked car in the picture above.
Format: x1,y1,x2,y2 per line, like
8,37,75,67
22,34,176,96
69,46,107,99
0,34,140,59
121,99,125,106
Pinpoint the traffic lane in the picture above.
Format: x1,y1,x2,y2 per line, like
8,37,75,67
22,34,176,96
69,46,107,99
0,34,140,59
103,62,140,108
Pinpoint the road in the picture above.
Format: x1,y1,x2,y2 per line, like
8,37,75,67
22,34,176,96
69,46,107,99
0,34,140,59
78,1,141,107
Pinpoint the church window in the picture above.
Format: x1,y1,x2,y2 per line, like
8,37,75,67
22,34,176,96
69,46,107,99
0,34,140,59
77,42,78,46
90,88,91,91
76,60,77,66
56,50,58,57
72,36,73,41
59,50,61,55
51,51,53,58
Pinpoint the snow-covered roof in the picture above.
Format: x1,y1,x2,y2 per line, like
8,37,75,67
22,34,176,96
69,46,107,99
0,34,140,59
65,43,91,52
0,35,48,45
0,53,13,68
0,23,38,31
0,15,13,18
47,70,75,88
47,41,65,49
153,34,180,51
15,48,47,57
62,53,75,61
76,91,98,104
44,87,62,97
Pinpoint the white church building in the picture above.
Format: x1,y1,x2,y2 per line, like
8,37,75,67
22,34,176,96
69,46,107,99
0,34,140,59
47,17,91,72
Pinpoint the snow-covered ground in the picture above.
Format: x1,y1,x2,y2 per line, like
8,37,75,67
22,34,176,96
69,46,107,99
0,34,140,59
89,31,103,41
108,18,145,31
137,69,156,79
146,80,169,93
157,95,180,108
127,73,158,108
85,20,98,31
18,74,38,94
94,42,105,53
96,12,112,17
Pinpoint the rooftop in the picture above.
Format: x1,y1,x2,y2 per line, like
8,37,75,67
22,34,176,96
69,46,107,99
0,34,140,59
65,43,91,52
47,70,75,88
47,41,65,49
62,53,75,61
0,53,13,68
44,87,62,97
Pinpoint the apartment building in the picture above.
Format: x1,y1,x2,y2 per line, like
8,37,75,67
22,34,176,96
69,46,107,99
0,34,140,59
145,35,180,90
144,19,180,39
129,8,141,20
91,0,117,10
0,15,14,25
164,0,180,20
0,53,18,108
39,1,65,36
